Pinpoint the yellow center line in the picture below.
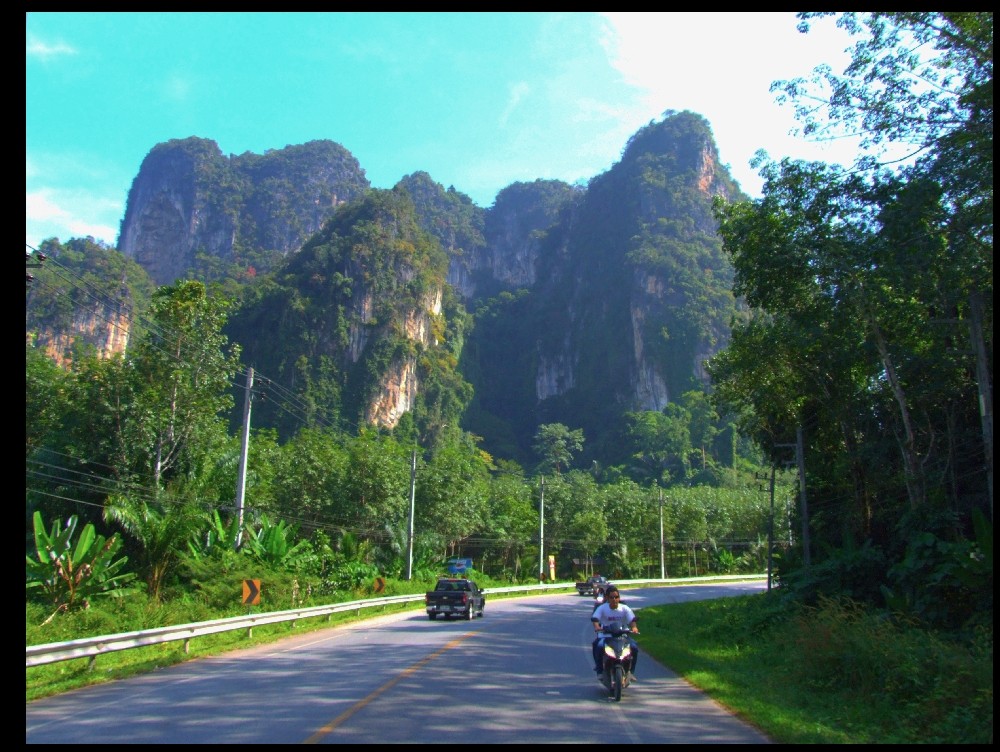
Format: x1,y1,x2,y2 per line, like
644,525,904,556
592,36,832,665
302,630,479,744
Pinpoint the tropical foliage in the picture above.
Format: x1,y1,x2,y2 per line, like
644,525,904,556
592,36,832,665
26,511,135,611
709,11,992,628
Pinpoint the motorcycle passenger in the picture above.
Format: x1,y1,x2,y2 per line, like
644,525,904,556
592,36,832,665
593,585,606,608
590,586,639,679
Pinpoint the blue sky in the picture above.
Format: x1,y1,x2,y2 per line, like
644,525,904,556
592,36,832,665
26,12,864,251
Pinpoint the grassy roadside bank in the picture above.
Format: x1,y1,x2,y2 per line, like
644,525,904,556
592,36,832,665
637,592,992,744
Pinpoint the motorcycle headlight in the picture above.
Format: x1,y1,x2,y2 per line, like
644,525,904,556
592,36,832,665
604,644,616,658
620,646,632,659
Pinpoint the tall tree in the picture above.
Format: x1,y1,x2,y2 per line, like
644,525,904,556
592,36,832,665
338,429,411,542
269,427,347,531
25,345,70,460
479,462,536,578
623,406,693,485
681,390,720,469
532,423,585,475
125,281,242,490
92,281,241,595
710,12,991,611
416,430,492,555
599,479,657,578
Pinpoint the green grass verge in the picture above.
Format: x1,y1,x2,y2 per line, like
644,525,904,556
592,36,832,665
636,592,992,744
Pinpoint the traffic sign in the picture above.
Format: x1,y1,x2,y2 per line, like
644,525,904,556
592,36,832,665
242,579,261,605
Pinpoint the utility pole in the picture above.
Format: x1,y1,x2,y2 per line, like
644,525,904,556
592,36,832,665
234,367,254,550
796,426,810,566
658,487,665,579
406,449,417,580
775,436,808,566
968,288,993,512
538,476,545,582
767,465,776,591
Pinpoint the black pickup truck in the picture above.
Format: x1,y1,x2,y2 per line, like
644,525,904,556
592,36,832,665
575,575,610,596
425,577,486,620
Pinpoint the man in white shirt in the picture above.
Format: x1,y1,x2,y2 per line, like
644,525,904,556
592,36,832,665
590,586,639,679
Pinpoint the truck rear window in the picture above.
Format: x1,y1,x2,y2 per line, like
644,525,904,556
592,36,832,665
436,580,471,591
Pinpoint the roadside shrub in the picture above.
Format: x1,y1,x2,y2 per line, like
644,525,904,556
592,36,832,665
777,538,889,606
26,511,136,610
783,595,992,743
883,510,993,631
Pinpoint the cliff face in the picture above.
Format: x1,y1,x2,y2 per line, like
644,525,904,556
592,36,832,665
223,187,455,435
118,138,236,287
363,287,443,427
118,138,370,286
457,112,743,458
67,111,743,460
399,172,579,303
28,303,132,369
481,180,580,294
25,237,153,370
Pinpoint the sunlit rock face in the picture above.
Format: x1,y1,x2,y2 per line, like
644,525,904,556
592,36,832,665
119,138,369,286
363,289,442,429
28,303,133,368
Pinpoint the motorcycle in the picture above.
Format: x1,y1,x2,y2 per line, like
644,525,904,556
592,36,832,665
598,625,638,701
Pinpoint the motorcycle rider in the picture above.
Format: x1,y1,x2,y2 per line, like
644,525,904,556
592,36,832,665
590,586,639,679
593,583,606,609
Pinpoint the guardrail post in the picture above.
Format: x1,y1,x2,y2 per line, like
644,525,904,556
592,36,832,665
184,639,191,654
88,656,97,671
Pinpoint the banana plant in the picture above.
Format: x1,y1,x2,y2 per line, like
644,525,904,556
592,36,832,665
187,509,245,559
26,511,136,609
243,515,311,568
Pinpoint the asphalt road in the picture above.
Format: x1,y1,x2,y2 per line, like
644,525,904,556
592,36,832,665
26,581,772,744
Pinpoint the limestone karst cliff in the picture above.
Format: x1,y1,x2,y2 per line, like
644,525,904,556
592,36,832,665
32,111,745,465
118,138,370,287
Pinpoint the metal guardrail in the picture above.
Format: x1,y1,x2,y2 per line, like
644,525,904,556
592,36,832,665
26,575,764,669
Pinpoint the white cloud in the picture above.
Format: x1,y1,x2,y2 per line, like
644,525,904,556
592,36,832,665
26,33,77,60
595,12,872,196
26,190,69,222
66,218,120,245
499,81,531,128
27,148,127,248
27,188,120,248
164,73,193,102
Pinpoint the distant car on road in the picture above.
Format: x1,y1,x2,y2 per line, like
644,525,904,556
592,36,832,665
575,574,610,596
425,577,486,620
